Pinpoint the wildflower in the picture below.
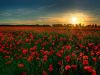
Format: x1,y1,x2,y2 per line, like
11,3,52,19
84,66,93,72
27,56,33,62
71,65,77,70
49,50,54,56
80,52,84,57
48,64,53,72
79,44,84,48
36,57,40,61
43,70,48,75
18,63,24,68
0,32,3,37
92,70,97,75
43,51,49,55
83,60,88,65
91,51,94,56
65,45,71,50
72,52,76,57
83,55,88,60
32,46,37,51
22,49,28,55
65,65,71,71
43,55,48,61
56,52,62,58
58,60,62,66
65,55,70,62
25,38,30,43
31,52,35,56
59,49,64,54
3,56,10,59
92,57,96,62
31,47,36,51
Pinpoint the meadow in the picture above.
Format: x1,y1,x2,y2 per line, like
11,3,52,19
0,26,100,75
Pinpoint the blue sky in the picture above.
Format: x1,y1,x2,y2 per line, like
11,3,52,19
0,0,100,25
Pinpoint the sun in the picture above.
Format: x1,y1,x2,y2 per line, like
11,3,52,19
63,13,88,25
68,13,86,25
71,16,79,24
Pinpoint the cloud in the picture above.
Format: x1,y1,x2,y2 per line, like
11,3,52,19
0,16,67,25
0,3,56,20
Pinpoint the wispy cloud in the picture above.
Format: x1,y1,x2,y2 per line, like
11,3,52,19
0,3,56,20
0,16,67,25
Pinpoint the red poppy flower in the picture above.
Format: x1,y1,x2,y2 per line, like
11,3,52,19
65,55,70,62
71,65,77,70
65,65,71,71
30,47,36,51
27,56,33,62
72,52,76,57
32,46,37,51
3,56,10,59
92,57,96,62
43,55,48,61
31,52,35,56
84,66,93,72
92,70,97,75
0,32,3,37
49,50,54,56
83,60,88,65
42,70,48,75
58,60,62,66
83,56,88,60
22,49,28,55
18,63,24,68
56,52,62,58
43,51,49,55
80,52,84,57
48,64,53,72
59,49,64,54
96,51,100,55
91,51,94,56
25,38,30,43
65,45,71,50
79,44,85,48
36,57,40,61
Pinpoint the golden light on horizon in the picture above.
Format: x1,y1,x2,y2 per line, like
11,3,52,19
67,13,88,25
70,15,85,25
71,17,79,24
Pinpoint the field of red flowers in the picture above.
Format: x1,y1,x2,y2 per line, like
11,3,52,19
0,29,100,75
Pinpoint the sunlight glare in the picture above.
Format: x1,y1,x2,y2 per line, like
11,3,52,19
71,17,78,24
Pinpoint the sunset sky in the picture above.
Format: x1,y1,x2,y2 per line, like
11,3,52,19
0,0,100,25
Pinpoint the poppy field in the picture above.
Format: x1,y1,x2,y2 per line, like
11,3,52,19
0,29,100,75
